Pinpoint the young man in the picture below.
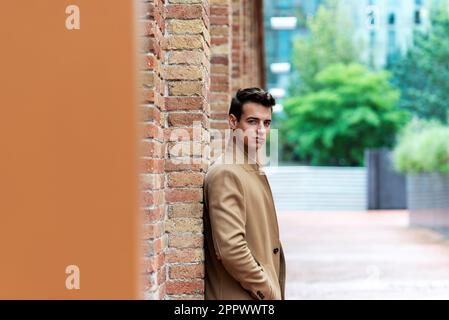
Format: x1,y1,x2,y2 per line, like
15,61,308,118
203,87,286,300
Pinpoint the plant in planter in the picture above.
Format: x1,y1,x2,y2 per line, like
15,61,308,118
393,120,449,231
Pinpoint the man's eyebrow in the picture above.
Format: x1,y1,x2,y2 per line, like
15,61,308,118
246,117,271,121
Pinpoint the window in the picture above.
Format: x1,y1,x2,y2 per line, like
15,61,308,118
270,17,298,30
415,10,421,24
388,13,395,25
270,63,291,74
367,9,376,26
366,4,379,30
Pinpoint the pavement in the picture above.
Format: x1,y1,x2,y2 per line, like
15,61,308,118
278,211,449,300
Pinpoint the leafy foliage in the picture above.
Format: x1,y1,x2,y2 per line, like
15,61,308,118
290,0,361,95
391,6,449,123
393,120,449,174
282,63,410,166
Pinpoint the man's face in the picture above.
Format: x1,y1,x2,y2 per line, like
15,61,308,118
229,102,272,152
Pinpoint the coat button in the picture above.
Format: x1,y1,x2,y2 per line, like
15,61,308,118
273,248,279,254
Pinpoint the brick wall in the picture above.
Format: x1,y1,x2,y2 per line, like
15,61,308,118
139,0,265,300
164,0,210,300
140,0,167,300
210,0,232,159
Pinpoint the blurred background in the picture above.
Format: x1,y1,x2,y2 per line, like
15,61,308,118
263,0,449,299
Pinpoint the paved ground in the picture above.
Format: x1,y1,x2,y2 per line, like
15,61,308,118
278,211,449,300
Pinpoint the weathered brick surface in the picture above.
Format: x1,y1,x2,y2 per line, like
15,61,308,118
165,7,210,281
139,0,264,300
139,0,167,301
210,0,232,160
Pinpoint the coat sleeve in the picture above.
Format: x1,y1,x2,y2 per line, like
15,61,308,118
205,167,279,300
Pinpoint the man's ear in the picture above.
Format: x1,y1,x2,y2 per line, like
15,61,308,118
229,114,238,130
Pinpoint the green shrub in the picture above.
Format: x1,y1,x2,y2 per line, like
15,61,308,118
393,120,449,174
281,63,409,166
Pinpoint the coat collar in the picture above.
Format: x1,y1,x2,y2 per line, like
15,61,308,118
221,139,264,173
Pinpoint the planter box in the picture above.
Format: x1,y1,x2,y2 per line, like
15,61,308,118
407,173,449,231
366,149,407,210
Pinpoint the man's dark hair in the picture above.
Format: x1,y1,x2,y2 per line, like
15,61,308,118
229,87,276,121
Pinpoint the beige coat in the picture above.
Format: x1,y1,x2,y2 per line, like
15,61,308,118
203,143,286,300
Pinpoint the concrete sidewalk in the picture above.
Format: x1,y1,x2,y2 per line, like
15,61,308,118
279,211,449,300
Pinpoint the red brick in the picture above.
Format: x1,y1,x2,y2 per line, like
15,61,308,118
210,113,228,121
210,15,230,26
211,56,229,65
169,264,204,279
166,280,204,295
168,234,204,249
157,267,167,286
168,203,203,218
165,65,205,81
141,159,165,174
141,253,165,273
141,105,161,123
142,190,165,207
165,188,203,203
166,4,204,19
143,207,165,224
211,36,229,46
140,54,157,71
142,236,166,257
167,141,206,157
168,172,204,187
165,159,208,172
140,20,155,37
141,140,164,158
211,7,230,16
211,82,230,92
141,88,155,103
165,97,206,111
140,173,165,190
158,283,167,300
143,123,163,140
168,112,206,127
210,92,229,102
166,248,204,263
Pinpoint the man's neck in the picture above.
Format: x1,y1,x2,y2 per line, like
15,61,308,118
225,138,265,167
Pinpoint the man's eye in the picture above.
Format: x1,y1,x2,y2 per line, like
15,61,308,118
248,120,257,124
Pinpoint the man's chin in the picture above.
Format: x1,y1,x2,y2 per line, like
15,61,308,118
248,142,266,153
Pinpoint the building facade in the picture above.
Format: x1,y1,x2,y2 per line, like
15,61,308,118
263,0,435,106
139,0,266,300
345,0,432,69
263,0,321,103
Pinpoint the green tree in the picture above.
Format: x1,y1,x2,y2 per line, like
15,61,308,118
391,5,449,123
290,0,361,95
282,63,410,166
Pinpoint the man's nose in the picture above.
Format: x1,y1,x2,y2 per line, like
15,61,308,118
257,122,266,134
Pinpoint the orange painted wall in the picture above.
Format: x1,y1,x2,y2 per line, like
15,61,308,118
0,1,141,298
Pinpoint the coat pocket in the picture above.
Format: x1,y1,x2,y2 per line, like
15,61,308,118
260,262,281,300
251,252,279,300
252,254,262,269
